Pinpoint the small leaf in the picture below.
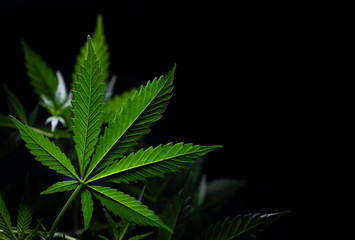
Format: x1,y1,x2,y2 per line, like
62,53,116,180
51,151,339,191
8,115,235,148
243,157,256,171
103,208,119,240
90,185,172,233
81,189,94,230
17,177,33,239
127,232,154,240
21,41,58,102
3,85,28,124
0,194,16,239
98,235,111,240
41,181,79,195
0,232,10,240
157,196,184,240
24,219,42,240
74,14,109,84
0,115,15,128
199,211,290,240
11,116,79,180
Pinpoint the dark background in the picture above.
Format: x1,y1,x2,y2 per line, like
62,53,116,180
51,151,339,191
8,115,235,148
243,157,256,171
0,0,353,239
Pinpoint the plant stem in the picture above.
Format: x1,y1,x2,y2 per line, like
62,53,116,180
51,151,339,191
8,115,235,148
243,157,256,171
48,184,82,239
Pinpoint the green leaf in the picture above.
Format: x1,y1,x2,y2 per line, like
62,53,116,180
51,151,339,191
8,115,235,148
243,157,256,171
3,85,28,124
103,209,119,240
21,41,58,102
0,194,16,239
81,189,94,230
85,66,175,180
74,15,109,83
17,178,32,239
98,235,111,240
102,88,138,123
88,143,222,184
0,115,15,128
127,232,154,240
40,181,79,195
24,219,42,240
72,35,106,177
0,232,10,240
200,211,290,240
90,185,172,233
10,116,79,180
157,196,184,240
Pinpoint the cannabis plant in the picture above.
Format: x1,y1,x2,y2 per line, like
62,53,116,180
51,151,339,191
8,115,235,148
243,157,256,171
0,15,288,240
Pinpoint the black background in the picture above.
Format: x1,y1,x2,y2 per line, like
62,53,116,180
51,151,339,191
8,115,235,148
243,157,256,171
0,0,354,239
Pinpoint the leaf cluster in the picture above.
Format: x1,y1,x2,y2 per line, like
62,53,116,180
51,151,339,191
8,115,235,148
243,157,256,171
0,15,289,240
0,181,41,240
10,34,221,237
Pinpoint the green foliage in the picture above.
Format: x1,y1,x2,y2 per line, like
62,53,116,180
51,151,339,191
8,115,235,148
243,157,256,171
72,36,106,177
103,88,138,123
11,34,221,238
74,14,109,84
198,212,290,240
0,181,41,240
21,41,58,103
0,14,288,240
10,116,79,180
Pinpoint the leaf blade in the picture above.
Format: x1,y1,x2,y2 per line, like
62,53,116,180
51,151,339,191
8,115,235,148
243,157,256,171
3,85,28,124
81,189,94,230
72,35,106,177
0,194,15,239
40,181,80,195
73,15,109,83
89,143,222,184
21,41,58,102
90,185,172,233
200,211,290,240
17,178,33,239
10,116,79,180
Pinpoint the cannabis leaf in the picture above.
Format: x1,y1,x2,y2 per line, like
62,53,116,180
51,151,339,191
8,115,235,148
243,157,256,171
198,212,289,240
0,194,16,239
12,35,221,237
72,33,106,177
22,41,58,103
85,66,175,179
3,85,28,125
22,42,72,132
0,181,40,240
10,116,79,180
74,14,109,83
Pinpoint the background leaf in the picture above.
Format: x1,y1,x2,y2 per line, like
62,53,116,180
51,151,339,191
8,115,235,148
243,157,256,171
0,194,15,239
199,211,290,240
73,14,109,84
21,41,58,102
102,88,138,123
3,85,28,125
16,177,32,239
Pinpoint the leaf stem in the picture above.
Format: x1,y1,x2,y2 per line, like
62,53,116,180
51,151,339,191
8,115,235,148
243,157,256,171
48,184,82,239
